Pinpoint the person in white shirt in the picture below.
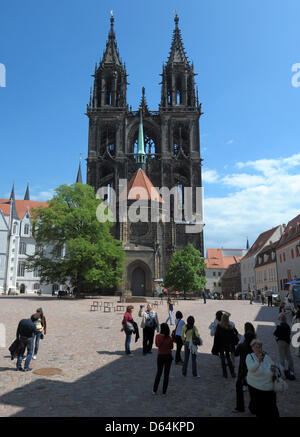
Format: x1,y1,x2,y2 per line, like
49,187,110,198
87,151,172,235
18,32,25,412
173,311,185,364
246,339,279,417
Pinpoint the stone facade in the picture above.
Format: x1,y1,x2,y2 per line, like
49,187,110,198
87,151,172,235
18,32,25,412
221,262,242,299
86,14,204,296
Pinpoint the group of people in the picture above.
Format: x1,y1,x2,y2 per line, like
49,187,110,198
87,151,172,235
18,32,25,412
210,307,297,417
121,302,202,395
10,307,46,371
122,300,299,417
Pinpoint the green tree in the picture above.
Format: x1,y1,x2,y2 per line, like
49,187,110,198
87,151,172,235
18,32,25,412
26,183,124,294
164,243,206,297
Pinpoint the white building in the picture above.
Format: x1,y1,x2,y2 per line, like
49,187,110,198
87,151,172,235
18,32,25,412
205,248,247,296
241,225,284,293
0,185,61,295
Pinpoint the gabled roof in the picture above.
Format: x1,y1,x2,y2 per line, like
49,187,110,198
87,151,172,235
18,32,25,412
222,262,241,279
118,169,163,203
205,248,243,269
242,226,281,260
255,241,278,268
276,213,300,249
0,199,48,219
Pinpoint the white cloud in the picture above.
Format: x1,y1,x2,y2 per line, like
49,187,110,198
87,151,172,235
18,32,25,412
202,169,219,183
203,153,300,249
226,139,234,145
31,189,55,201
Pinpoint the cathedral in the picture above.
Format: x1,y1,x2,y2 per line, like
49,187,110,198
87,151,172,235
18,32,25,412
86,14,204,296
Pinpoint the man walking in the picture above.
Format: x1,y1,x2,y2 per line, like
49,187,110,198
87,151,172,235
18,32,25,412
267,290,273,307
16,314,41,371
139,304,159,355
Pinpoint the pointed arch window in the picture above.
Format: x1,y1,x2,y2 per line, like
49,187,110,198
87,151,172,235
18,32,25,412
133,135,156,156
175,77,183,105
105,78,112,105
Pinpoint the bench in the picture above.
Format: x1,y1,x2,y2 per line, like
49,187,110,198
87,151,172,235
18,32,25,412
90,304,98,311
114,305,125,312
104,306,112,312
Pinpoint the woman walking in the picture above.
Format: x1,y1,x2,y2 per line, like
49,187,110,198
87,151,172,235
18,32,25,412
214,314,239,378
181,316,201,378
32,307,47,360
173,311,185,364
165,297,174,326
233,331,256,413
246,339,279,417
122,305,135,356
152,323,174,395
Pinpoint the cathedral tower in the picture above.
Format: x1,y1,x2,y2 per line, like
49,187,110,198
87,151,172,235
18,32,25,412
86,13,204,296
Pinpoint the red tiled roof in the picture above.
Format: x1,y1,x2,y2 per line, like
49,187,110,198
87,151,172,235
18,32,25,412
242,226,281,259
119,169,163,203
205,249,243,269
0,199,48,219
276,213,300,249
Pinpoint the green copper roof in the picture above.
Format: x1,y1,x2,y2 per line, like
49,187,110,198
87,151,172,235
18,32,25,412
136,110,146,164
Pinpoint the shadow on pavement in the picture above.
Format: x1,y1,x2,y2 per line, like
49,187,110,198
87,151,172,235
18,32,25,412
0,347,245,417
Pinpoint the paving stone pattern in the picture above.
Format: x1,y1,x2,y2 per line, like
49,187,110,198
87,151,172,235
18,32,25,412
0,296,299,417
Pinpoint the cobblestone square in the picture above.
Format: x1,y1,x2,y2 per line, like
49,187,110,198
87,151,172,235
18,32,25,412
0,296,299,417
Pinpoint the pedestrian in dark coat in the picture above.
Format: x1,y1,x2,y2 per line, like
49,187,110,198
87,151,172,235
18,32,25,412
213,314,239,378
233,331,256,413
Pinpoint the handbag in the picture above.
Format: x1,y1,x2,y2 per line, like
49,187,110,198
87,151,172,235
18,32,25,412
125,322,135,334
192,328,203,346
171,320,180,340
273,366,288,393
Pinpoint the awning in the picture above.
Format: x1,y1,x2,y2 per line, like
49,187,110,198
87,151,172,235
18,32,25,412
285,279,300,285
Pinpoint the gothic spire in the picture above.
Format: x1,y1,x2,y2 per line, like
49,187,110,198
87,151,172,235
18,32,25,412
100,11,122,67
24,183,30,201
135,110,146,169
139,87,149,116
9,182,19,221
76,156,83,184
9,182,15,201
167,13,190,66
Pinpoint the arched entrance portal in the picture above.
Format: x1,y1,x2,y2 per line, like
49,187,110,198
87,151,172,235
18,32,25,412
131,267,146,296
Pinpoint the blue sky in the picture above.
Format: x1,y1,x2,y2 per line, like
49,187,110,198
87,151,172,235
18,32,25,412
1,0,300,252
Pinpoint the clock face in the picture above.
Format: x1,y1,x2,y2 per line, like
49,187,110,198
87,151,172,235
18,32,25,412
131,222,149,237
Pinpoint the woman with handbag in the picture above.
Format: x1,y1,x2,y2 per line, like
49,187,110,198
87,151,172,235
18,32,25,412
173,311,185,364
181,316,201,378
152,323,174,395
122,305,135,356
214,313,238,378
233,331,256,413
246,339,279,417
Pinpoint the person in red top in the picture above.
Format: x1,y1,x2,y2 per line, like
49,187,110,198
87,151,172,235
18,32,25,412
121,306,134,356
152,323,174,395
